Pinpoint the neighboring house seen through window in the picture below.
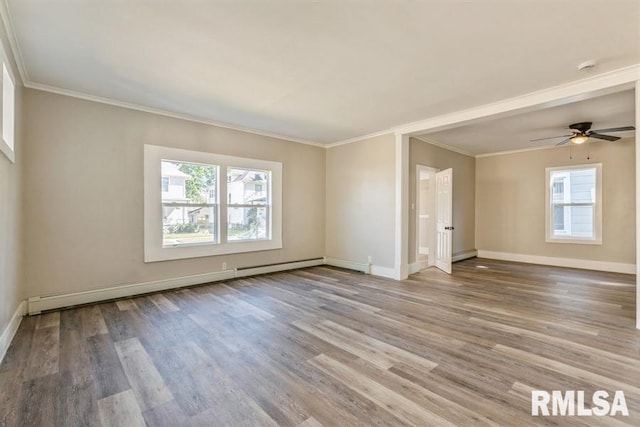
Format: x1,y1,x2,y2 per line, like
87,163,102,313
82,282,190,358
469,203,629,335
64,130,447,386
546,164,602,244
144,145,282,262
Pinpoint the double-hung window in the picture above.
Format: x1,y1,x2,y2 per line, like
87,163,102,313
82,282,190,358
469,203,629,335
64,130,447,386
145,145,282,262
545,164,602,244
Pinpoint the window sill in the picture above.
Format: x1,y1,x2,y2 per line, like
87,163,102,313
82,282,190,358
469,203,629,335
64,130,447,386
0,138,14,163
146,238,283,263
546,237,602,245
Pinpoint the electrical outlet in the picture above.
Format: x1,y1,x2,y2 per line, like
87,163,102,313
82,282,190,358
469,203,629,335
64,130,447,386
222,262,227,270
367,256,372,264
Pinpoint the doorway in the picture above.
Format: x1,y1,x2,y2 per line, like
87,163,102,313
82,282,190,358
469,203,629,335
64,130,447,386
416,165,437,271
416,165,454,274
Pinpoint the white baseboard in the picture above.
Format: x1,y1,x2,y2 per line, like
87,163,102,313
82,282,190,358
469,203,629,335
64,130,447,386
324,257,371,274
28,258,325,315
370,264,396,279
235,258,325,278
477,250,635,274
28,270,236,314
0,300,26,364
408,262,422,274
453,249,478,262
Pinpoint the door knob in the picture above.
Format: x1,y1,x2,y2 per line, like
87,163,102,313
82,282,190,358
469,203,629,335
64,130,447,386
445,226,454,230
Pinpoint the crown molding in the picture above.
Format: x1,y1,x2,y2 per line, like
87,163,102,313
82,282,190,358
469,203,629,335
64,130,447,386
411,135,475,157
0,1,326,148
25,82,326,148
394,64,640,137
325,129,394,148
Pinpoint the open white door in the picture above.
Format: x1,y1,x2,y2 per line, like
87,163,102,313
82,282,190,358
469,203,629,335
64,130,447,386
435,168,453,274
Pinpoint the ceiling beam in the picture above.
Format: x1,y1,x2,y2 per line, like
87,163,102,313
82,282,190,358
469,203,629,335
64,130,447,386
394,64,640,137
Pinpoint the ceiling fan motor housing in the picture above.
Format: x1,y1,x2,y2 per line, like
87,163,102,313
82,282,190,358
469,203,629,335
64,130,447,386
569,122,592,134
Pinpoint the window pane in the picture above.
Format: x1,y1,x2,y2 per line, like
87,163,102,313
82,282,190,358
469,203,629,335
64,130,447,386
161,160,218,247
568,205,593,238
568,168,595,203
550,168,595,204
163,206,217,246
228,207,268,240
553,205,565,232
161,161,217,204
227,168,270,205
551,180,565,202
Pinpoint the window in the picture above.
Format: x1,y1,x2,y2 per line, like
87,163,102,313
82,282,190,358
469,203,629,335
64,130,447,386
0,59,16,163
545,164,602,244
144,145,282,262
227,168,271,241
161,160,218,247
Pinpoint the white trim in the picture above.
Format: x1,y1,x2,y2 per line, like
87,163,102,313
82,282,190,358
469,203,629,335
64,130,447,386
408,263,422,275
235,258,324,278
475,143,566,159
0,300,26,363
477,250,635,274
0,23,16,163
413,135,475,157
635,80,640,329
25,82,326,148
394,65,640,136
452,249,478,262
0,0,27,84
370,264,397,279
0,133,13,163
394,134,409,280
324,257,371,274
325,129,394,148
27,258,326,315
28,270,236,315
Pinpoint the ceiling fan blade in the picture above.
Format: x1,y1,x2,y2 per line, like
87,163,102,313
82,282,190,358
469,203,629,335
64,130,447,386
530,134,573,142
555,138,571,146
589,133,620,142
590,126,635,133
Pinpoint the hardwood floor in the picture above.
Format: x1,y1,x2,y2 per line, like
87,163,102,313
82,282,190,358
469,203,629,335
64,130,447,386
1,258,638,426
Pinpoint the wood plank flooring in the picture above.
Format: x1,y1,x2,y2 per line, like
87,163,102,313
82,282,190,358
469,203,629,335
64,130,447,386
0,258,638,426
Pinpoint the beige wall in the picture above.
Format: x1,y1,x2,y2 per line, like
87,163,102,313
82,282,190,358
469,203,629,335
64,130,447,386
0,85,22,338
325,134,396,269
22,89,325,297
0,18,23,343
409,138,476,263
476,139,635,264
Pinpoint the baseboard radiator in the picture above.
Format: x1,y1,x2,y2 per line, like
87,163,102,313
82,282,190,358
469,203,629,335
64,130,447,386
27,258,326,315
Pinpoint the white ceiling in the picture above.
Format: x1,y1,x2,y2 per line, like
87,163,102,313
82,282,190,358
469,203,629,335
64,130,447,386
420,90,637,156
4,0,640,145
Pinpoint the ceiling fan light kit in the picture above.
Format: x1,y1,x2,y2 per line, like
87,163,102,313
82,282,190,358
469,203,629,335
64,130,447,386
570,135,588,144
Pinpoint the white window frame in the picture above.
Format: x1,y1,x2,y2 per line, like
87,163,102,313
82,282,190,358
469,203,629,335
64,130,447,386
545,163,602,245
0,48,16,163
144,145,283,262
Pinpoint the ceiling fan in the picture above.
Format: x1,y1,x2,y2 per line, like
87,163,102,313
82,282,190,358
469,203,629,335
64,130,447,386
532,122,635,146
